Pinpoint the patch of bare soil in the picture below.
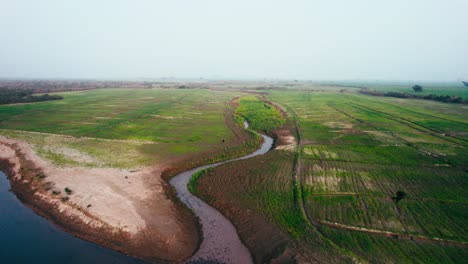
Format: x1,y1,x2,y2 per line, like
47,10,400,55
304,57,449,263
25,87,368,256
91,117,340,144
0,136,199,262
274,128,297,151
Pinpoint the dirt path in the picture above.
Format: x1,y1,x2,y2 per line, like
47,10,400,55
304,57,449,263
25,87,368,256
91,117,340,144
319,220,468,247
170,122,273,264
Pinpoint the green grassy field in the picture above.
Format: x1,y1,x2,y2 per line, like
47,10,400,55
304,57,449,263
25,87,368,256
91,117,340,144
0,88,253,168
194,88,468,263
359,82,468,98
273,91,467,259
235,95,285,133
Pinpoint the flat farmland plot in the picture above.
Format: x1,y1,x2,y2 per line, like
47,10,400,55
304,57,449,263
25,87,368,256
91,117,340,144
0,88,253,168
269,90,468,262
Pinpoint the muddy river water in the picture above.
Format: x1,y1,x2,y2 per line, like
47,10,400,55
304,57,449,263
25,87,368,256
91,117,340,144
170,122,273,263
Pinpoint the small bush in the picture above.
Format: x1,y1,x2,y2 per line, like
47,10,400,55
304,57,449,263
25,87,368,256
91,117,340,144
64,187,73,195
393,190,406,203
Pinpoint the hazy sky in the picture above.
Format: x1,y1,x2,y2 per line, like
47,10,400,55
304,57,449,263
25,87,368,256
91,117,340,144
1,0,467,81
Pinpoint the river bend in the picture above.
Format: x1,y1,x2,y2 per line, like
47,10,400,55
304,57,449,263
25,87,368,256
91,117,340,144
170,122,273,263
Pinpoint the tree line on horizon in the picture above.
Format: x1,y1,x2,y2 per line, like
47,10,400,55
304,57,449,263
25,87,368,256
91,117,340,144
360,88,467,104
0,89,63,105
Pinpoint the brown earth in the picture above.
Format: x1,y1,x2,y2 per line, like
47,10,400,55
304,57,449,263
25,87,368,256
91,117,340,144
0,137,199,263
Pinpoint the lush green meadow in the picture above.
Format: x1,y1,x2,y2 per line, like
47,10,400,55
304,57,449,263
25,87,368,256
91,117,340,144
195,89,468,262
0,88,250,168
235,95,285,133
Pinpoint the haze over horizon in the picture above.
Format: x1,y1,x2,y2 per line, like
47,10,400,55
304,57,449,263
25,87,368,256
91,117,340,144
1,0,467,81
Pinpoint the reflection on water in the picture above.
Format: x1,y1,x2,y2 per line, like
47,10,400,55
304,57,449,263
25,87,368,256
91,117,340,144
0,172,145,264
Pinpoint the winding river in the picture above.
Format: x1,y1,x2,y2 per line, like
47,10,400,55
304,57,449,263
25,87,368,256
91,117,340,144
170,122,273,263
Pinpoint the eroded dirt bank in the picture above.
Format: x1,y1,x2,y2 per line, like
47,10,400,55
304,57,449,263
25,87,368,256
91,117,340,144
0,136,199,263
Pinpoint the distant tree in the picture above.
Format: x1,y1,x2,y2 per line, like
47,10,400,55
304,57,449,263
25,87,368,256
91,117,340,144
463,81,468,87
412,85,423,92
451,96,463,103
360,89,467,104
393,191,406,203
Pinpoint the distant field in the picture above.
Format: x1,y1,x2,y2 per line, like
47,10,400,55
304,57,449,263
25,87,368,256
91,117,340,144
359,82,468,98
194,90,468,262
0,88,251,168
220,81,468,99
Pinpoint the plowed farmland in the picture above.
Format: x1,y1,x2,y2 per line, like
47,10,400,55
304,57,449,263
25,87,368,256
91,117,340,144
194,90,468,263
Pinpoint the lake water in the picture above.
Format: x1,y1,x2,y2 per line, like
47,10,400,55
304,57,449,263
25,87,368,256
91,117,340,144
0,171,146,264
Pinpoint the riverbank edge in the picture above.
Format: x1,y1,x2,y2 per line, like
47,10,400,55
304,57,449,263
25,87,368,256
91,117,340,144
0,100,264,263
0,143,164,262
156,96,267,260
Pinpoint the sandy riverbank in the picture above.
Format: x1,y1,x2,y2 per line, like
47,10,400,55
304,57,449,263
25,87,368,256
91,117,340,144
0,135,199,263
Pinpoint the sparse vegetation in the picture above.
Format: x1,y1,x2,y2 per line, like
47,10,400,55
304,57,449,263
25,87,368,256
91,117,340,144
64,187,73,195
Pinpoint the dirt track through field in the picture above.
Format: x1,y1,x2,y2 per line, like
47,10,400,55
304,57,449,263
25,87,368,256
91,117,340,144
170,122,273,264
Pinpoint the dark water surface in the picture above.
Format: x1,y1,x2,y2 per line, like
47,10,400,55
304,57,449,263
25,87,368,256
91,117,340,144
0,171,146,264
